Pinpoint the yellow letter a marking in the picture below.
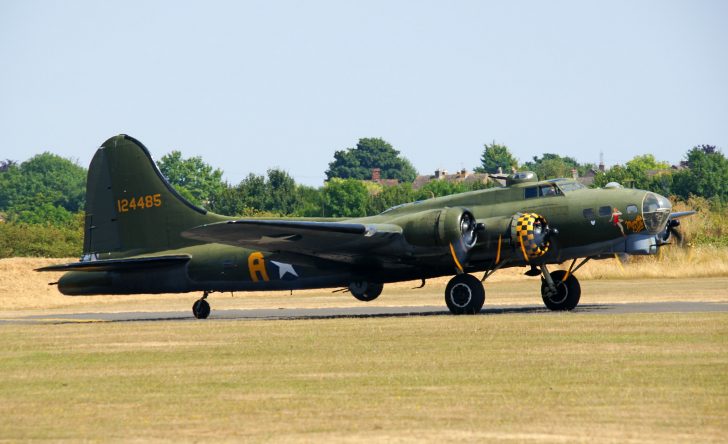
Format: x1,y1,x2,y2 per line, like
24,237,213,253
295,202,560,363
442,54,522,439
248,252,270,282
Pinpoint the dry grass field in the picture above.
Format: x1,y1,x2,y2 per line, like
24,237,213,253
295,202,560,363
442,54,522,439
0,252,727,442
0,313,726,442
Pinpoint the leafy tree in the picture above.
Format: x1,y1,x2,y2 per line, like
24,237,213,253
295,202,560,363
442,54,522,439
0,215,84,258
672,145,728,203
474,141,518,174
237,173,269,210
0,152,86,225
323,178,369,217
593,165,632,188
522,153,585,179
325,138,417,183
647,171,674,197
625,154,669,171
157,151,225,207
209,174,266,216
593,154,671,190
292,185,324,217
210,169,305,216
266,168,297,215
0,159,17,172
415,180,468,200
209,183,248,216
367,183,416,214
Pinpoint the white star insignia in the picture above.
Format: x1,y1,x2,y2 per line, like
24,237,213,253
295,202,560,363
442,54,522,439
270,261,299,279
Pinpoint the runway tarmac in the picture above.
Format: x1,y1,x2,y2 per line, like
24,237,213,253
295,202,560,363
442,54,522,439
2,301,727,324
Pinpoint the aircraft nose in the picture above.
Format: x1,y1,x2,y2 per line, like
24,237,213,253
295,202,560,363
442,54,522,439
642,192,672,234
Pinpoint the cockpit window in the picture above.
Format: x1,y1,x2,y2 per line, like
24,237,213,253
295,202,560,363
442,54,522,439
540,185,559,197
526,184,562,199
550,180,585,193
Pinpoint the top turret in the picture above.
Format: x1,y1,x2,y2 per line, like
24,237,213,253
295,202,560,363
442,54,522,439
506,171,538,186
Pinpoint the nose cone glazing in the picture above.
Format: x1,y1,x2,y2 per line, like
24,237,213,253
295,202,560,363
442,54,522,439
642,192,672,233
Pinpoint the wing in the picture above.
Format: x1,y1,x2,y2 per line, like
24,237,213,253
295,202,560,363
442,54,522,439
182,220,408,262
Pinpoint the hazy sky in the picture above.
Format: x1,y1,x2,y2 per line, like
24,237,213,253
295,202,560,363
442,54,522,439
1,0,726,186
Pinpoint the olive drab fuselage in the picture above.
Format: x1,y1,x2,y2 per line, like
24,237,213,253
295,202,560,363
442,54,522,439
38,135,681,317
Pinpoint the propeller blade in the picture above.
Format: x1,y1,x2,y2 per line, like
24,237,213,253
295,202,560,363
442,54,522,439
670,226,684,245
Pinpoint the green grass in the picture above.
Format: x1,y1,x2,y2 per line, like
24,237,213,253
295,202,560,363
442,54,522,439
0,313,726,442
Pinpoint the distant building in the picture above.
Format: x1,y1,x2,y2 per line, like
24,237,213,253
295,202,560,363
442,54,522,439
412,168,492,190
576,168,599,187
366,168,399,187
672,161,689,171
646,169,672,178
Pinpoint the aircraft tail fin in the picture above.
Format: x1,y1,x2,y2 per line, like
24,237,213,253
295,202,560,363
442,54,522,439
83,135,227,256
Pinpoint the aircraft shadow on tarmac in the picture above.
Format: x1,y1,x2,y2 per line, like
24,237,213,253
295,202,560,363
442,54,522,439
15,302,725,325
107,304,612,323
270,304,612,321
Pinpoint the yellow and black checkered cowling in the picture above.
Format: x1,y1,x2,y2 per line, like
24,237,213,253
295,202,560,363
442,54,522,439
513,213,550,260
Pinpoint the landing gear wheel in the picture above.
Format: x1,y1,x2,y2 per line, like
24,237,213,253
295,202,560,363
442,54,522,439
541,270,581,311
445,274,485,315
349,281,384,301
192,298,211,319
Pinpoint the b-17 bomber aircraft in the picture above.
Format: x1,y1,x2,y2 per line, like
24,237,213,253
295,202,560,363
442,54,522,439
38,135,693,318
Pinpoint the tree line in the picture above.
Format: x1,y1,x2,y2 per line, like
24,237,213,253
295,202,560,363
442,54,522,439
1,138,726,257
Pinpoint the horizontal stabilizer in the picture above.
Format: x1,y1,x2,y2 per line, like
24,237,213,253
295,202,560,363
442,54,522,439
35,255,191,272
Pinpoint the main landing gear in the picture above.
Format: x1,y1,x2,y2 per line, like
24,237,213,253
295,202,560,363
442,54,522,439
443,258,590,315
539,263,583,311
444,274,485,315
192,291,211,319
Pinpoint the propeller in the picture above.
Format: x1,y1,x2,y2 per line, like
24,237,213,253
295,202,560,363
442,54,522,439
665,219,683,245
658,218,684,246
513,213,552,261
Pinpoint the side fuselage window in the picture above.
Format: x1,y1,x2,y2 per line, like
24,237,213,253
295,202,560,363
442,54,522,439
583,208,595,220
627,204,639,215
598,206,612,217
525,187,538,199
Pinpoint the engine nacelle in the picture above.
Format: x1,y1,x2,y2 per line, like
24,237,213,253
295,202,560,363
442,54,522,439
511,212,551,260
393,207,478,249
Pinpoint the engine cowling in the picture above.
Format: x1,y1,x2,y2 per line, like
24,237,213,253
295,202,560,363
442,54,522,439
394,207,478,249
511,212,551,260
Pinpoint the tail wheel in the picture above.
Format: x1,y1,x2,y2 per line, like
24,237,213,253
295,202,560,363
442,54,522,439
192,298,211,319
541,270,581,311
445,274,485,315
349,281,383,301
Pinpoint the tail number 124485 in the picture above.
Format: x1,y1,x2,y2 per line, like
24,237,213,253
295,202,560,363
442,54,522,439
117,194,162,213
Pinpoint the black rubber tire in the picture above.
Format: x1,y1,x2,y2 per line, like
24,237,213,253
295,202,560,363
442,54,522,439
349,281,384,301
541,270,581,311
445,274,485,315
192,299,211,319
